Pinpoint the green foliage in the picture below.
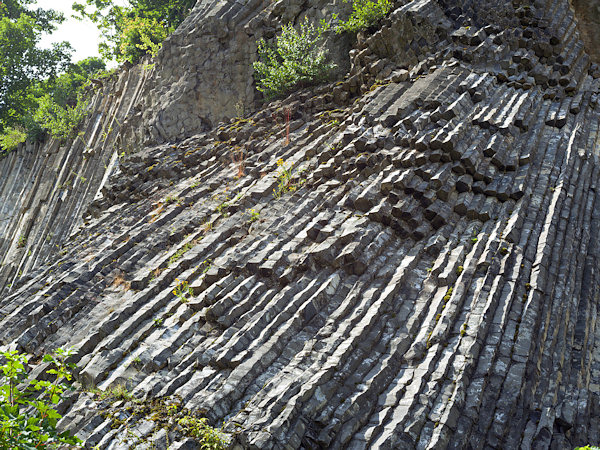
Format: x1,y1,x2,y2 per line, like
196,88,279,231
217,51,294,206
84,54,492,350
273,158,304,198
0,347,81,448
118,16,168,62
0,1,72,135
0,127,27,154
177,416,227,450
35,57,106,109
337,0,393,33
168,242,193,266
33,94,89,141
247,208,260,223
16,234,27,248
253,18,336,99
72,0,195,63
0,0,105,152
575,447,600,450
173,279,192,303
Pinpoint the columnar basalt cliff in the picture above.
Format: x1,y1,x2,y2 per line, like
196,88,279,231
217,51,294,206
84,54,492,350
1,0,600,448
571,0,600,63
0,64,152,296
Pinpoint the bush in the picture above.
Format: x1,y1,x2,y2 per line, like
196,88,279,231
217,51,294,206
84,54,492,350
253,18,336,99
33,94,89,141
0,127,27,155
337,0,393,33
0,347,81,448
177,416,227,449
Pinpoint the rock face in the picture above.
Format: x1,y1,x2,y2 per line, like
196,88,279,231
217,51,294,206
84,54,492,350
0,64,152,296
1,0,600,448
571,0,600,63
120,0,352,147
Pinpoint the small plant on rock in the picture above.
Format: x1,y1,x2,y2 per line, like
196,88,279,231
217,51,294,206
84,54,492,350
16,235,27,248
273,158,302,199
247,209,260,224
253,18,336,99
173,279,193,303
177,416,227,449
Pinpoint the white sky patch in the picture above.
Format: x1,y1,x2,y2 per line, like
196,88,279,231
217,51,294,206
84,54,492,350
33,0,128,64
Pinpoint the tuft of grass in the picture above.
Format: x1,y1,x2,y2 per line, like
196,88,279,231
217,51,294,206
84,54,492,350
90,384,135,402
168,242,193,266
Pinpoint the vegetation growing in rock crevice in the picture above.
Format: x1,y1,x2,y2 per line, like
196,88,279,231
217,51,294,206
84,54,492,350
253,18,336,99
336,0,393,33
94,393,227,449
253,0,394,99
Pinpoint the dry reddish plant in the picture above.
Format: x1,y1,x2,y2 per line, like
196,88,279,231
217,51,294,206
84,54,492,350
149,204,165,223
285,108,291,146
232,148,246,179
112,273,130,290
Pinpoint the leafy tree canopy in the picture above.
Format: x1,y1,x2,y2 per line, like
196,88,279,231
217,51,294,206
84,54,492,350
72,0,196,62
0,0,72,132
0,0,194,154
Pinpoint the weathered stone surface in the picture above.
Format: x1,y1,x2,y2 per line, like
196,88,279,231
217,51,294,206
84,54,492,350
1,0,600,448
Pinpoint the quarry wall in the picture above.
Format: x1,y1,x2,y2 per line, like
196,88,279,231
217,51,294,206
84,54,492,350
0,0,600,448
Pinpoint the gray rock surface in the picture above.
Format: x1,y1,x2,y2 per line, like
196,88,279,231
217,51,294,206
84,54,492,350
0,64,152,296
1,0,600,448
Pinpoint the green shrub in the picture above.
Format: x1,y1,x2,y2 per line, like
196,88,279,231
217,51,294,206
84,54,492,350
0,127,27,154
0,347,81,448
337,0,393,33
177,416,227,449
253,18,336,99
33,94,89,141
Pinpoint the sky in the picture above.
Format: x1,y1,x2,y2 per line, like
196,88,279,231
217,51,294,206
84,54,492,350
33,0,128,64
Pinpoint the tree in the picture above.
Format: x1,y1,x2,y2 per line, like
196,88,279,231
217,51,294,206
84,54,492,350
72,0,196,63
0,1,72,133
34,57,106,109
